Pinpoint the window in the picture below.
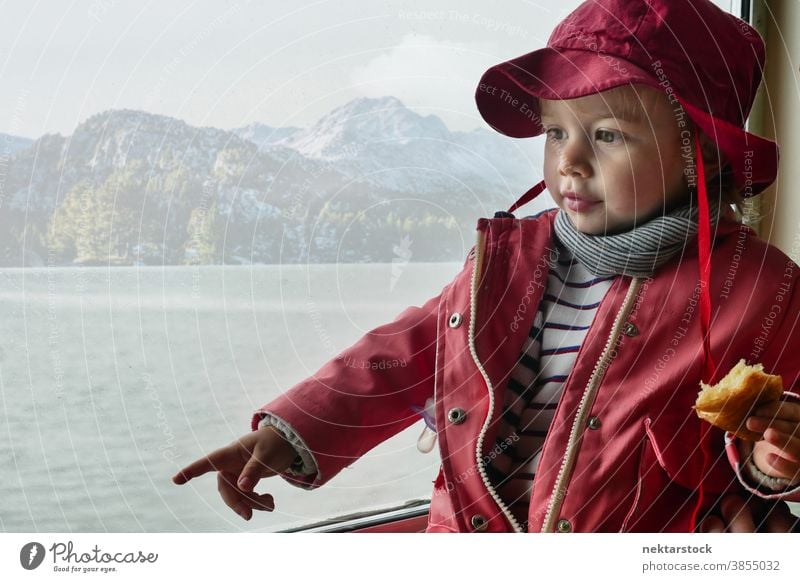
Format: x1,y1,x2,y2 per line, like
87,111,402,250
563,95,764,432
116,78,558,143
2,0,756,534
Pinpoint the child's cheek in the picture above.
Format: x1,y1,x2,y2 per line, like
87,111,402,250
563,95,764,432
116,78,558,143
603,198,633,222
542,152,559,188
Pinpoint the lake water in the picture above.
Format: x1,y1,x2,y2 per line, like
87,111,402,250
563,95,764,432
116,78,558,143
0,262,462,532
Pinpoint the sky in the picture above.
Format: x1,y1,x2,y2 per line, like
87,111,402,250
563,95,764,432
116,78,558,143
0,0,736,138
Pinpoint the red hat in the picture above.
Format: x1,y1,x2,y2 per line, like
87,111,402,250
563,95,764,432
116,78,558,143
475,0,778,196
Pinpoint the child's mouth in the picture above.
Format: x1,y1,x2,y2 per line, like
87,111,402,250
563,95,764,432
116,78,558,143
563,193,601,212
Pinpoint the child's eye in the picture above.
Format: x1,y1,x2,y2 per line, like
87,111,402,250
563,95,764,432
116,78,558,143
545,127,565,141
595,129,622,144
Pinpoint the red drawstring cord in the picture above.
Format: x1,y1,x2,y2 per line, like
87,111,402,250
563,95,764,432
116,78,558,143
690,132,718,532
506,180,547,214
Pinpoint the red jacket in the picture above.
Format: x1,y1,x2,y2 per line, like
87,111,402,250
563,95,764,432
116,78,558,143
254,209,800,532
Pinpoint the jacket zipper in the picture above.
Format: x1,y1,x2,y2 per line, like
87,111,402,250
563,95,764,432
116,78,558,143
539,276,644,532
468,227,526,533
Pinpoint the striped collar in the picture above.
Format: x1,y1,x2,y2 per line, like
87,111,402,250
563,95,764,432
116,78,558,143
552,197,724,278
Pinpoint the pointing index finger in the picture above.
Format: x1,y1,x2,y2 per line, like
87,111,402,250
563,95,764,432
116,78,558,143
172,446,234,484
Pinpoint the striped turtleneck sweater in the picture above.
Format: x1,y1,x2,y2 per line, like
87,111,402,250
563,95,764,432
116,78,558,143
484,237,616,531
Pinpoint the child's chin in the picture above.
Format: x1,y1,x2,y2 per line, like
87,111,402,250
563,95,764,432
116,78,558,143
565,213,608,236
572,213,640,236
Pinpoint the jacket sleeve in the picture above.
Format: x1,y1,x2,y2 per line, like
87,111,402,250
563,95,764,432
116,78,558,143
257,413,319,478
250,278,452,490
725,265,800,501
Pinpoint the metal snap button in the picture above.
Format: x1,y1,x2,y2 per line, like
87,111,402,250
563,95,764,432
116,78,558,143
471,514,488,531
622,322,639,337
587,416,602,430
556,518,572,533
447,407,467,425
448,312,463,328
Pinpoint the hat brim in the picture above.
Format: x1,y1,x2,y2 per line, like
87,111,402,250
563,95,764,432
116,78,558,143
476,47,778,196
475,47,657,138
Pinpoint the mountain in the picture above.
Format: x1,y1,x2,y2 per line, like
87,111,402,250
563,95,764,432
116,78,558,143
0,133,34,155
0,98,548,267
270,96,541,194
231,123,302,148
278,96,450,156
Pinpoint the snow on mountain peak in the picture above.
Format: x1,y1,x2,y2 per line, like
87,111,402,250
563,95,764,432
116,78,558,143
279,95,451,158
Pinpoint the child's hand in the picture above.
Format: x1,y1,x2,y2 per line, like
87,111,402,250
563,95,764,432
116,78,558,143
746,401,800,483
172,426,298,520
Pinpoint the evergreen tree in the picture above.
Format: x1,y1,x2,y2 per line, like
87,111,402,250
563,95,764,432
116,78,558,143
48,176,137,264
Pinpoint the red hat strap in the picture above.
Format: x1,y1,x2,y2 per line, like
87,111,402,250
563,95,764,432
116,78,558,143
507,180,548,214
691,132,718,533
694,133,718,385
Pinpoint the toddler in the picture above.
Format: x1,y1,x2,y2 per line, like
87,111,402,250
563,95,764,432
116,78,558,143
174,0,800,532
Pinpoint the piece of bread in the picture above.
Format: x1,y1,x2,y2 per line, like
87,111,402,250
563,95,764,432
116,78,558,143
694,358,784,440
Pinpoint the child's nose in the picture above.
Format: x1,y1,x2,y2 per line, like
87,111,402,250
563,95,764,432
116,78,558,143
558,137,593,178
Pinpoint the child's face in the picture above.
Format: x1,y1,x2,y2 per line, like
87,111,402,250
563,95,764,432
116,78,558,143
539,85,689,235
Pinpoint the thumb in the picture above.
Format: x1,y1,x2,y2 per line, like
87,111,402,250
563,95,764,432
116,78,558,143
237,432,295,492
